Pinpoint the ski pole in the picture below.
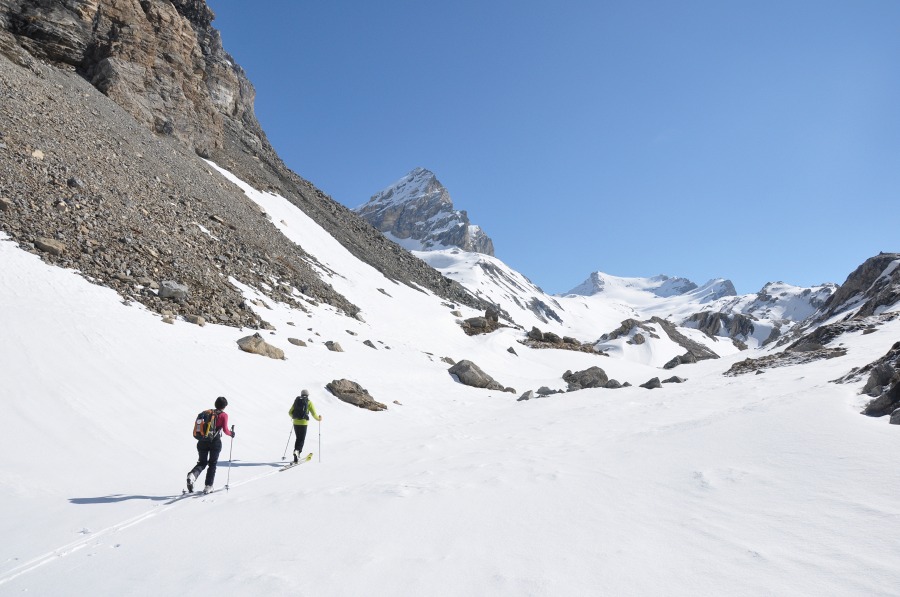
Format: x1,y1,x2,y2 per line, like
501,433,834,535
225,425,235,491
281,425,294,461
318,418,321,463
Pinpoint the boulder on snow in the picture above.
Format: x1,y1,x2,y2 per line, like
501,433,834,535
640,377,662,390
325,341,344,352
563,366,609,391
326,379,386,411
237,332,284,360
448,360,506,391
890,407,900,425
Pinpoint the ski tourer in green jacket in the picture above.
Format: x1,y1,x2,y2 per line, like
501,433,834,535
289,390,321,463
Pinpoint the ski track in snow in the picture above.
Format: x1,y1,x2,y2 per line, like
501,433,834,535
0,460,291,587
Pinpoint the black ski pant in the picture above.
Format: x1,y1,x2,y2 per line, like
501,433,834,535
293,423,309,454
189,438,222,487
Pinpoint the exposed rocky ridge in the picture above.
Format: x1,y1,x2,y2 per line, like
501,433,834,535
817,253,900,321
599,317,719,362
649,317,720,361
774,253,900,350
724,346,848,377
474,259,561,324
355,167,495,256
0,0,489,324
523,326,606,355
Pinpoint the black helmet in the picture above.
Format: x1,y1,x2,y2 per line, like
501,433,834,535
300,389,309,397
215,396,228,409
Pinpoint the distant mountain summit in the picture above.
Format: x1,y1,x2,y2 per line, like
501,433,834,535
355,168,495,256
566,272,736,302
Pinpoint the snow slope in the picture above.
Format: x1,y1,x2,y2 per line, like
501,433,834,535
2,167,900,596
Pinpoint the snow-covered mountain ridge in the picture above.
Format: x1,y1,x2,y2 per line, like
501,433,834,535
417,248,841,354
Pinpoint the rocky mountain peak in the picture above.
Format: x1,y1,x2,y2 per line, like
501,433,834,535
355,168,495,256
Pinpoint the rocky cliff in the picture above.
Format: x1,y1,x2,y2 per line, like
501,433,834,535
0,0,487,327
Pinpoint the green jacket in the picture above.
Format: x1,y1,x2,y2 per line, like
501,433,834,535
289,399,319,426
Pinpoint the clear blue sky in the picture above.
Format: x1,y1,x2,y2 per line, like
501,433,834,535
206,0,899,295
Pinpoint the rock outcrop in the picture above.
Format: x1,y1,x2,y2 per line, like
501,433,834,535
522,326,604,354
817,253,900,321
834,341,900,419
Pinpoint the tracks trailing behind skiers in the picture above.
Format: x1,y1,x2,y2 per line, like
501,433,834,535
0,456,315,587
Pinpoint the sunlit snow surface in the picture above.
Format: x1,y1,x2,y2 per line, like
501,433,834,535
2,164,900,596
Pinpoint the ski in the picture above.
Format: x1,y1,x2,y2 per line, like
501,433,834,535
279,452,313,471
165,490,201,505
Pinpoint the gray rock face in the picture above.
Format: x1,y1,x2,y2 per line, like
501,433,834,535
355,167,495,256
687,311,755,342
326,379,386,411
448,359,506,391
236,332,284,360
